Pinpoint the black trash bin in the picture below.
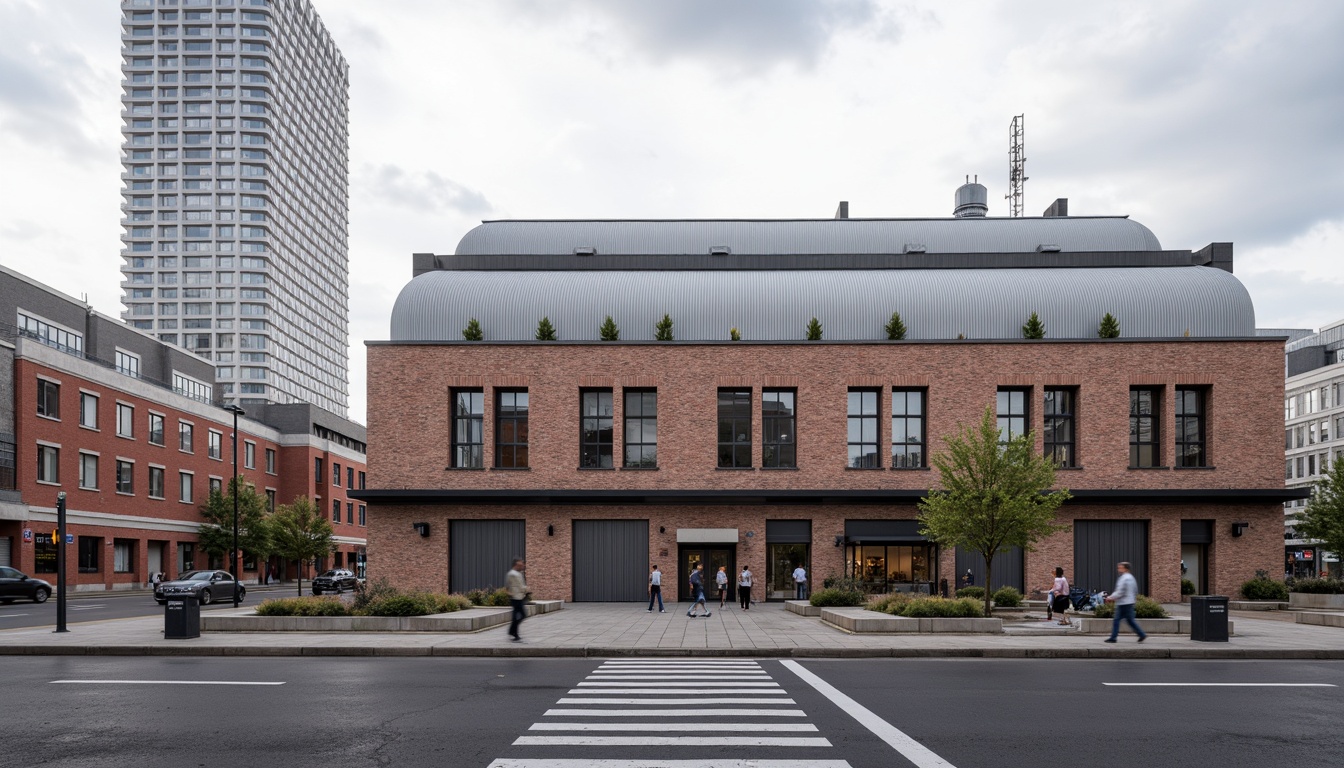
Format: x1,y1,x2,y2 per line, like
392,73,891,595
165,595,201,639
1190,595,1229,642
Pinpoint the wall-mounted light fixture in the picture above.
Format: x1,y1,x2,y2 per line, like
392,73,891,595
412,522,430,538
659,526,666,534
1231,522,1249,537
834,535,843,547
547,524,554,536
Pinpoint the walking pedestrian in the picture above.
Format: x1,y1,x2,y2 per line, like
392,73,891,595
792,564,808,601
962,569,974,588
1104,561,1147,643
687,563,711,617
716,566,729,608
738,565,753,609
505,558,528,642
1048,566,1071,626
647,564,664,612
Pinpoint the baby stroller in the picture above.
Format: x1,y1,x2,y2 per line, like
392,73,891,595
1069,587,1091,612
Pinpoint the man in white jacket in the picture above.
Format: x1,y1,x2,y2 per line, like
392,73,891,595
1103,561,1147,643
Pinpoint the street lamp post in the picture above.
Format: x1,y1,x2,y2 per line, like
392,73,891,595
224,403,246,607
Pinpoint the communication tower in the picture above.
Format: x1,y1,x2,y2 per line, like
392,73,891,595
1006,114,1027,217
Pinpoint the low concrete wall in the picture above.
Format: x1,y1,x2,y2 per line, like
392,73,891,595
1295,612,1344,629
202,600,563,632
821,607,1002,634
1079,617,1235,635
1229,600,1286,611
784,600,820,617
1289,593,1344,610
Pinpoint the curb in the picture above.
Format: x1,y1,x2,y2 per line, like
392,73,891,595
3,645,1343,660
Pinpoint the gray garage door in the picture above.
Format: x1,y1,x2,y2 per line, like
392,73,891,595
956,546,1024,592
450,520,525,593
1074,520,1148,595
573,520,649,602
0,536,9,567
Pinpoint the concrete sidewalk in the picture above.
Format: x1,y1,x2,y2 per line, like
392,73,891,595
2,601,1342,659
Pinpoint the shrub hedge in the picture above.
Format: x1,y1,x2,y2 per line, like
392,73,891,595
1180,578,1196,596
1288,578,1344,595
866,593,913,614
255,596,350,617
955,586,985,600
810,587,866,607
1240,576,1290,601
1092,595,1168,619
992,586,1023,607
254,589,475,618
897,597,985,618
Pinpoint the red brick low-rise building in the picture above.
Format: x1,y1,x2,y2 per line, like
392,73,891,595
359,195,1302,603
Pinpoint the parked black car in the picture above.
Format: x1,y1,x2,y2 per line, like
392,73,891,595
0,566,51,604
154,570,244,605
312,569,358,595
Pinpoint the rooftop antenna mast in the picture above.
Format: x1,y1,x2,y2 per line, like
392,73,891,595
1006,114,1026,217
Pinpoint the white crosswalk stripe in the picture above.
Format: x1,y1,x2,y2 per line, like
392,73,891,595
487,659,854,767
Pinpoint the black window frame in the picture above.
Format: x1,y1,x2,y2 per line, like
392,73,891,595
580,389,614,469
623,388,658,469
1130,387,1161,468
762,388,797,469
891,388,926,469
148,412,165,446
78,536,100,573
451,388,485,469
996,387,1030,444
37,379,60,419
1043,387,1077,468
179,420,193,452
148,465,165,499
847,388,881,468
37,444,59,484
718,388,753,468
116,459,134,494
1175,387,1208,468
494,389,529,469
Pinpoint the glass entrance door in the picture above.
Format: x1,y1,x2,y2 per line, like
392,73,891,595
679,546,735,602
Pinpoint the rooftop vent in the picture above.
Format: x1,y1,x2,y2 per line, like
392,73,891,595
1042,198,1069,218
1036,244,1062,253
953,175,988,218
903,243,927,254
573,246,596,256
709,245,731,256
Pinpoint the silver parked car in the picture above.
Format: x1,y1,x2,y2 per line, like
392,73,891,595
154,570,244,606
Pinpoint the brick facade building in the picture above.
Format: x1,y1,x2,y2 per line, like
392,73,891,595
359,194,1302,603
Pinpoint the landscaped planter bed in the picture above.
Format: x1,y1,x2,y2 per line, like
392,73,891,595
821,607,1002,634
202,600,563,632
784,600,821,617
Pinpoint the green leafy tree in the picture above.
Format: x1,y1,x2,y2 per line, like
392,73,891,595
654,313,674,341
885,311,907,341
535,317,557,341
730,327,741,341
1298,458,1344,575
462,318,483,341
1098,313,1120,338
806,317,823,341
269,495,336,596
197,476,272,576
918,406,1072,616
1022,312,1045,339
599,315,620,341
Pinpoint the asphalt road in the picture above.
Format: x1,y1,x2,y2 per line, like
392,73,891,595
0,585,298,630
3,657,1341,768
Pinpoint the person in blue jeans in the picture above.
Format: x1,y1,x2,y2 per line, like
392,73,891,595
687,564,711,617
647,564,664,612
1104,561,1147,643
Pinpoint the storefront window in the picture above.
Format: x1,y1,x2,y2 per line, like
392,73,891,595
34,533,57,573
767,543,808,600
846,544,934,593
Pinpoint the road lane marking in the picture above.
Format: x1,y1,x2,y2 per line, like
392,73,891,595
782,660,956,768
512,736,832,747
52,680,285,686
487,761,853,767
545,708,806,717
577,681,778,687
587,674,770,680
555,697,796,705
568,688,788,695
530,723,818,732
1103,683,1337,687
0,614,31,618
600,660,762,664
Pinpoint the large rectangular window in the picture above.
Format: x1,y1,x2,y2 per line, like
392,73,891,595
79,453,98,490
78,536,100,573
114,540,134,574
37,379,60,419
37,445,59,484
244,441,255,469
891,389,926,469
116,460,134,494
1175,387,1207,468
1043,388,1076,467
1130,387,1161,468
179,471,193,503
580,389,614,468
451,389,484,468
179,421,193,452
148,466,165,499
762,389,796,468
847,389,880,468
495,390,529,469
208,429,221,459
997,388,1029,443
80,393,98,429
623,389,658,468
148,412,165,445
117,403,135,438
717,388,753,468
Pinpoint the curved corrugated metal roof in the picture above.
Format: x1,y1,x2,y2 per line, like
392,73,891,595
454,217,1162,256
390,267,1254,341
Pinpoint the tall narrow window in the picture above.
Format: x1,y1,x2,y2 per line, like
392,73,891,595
1175,387,1207,468
117,403,135,438
332,498,341,522
1043,388,1076,467
37,379,60,419
580,389,614,468
208,429,221,459
244,441,255,469
847,389,880,468
148,413,165,445
148,466,165,499
80,393,98,429
451,389,484,468
718,389,753,468
116,460,135,494
266,448,276,473
997,388,1029,443
623,389,658,468
891,389,926,468
179,421,194,452
179,471,193,503
1130,387,1161,468
37,445,59,484
80,453,99,490
762,389,796,468
495,389,529,469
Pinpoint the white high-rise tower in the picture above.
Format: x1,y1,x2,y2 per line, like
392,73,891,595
119,0,350,417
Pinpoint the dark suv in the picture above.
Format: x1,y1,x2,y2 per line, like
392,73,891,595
312,569,358,595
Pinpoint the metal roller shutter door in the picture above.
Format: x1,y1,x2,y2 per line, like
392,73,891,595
0,536,9,567
573,520,649,602
1074,520,1149,595
450,520,525,593
955,546,1024,592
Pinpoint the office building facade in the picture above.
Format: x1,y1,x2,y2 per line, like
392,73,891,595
1283,321,1344,577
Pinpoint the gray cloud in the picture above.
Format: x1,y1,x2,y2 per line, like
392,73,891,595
0,42,107,160
359,164,494,216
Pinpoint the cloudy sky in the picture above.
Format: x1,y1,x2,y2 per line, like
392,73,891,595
1,0,1342,422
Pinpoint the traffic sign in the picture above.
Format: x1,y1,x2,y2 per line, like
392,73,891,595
65,534,74,544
